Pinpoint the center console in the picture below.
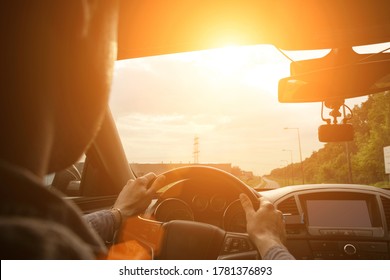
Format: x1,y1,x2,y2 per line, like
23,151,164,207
281,191,390,259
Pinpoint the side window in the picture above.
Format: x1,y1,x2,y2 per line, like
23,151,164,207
46,159,85,197
44,173,55,186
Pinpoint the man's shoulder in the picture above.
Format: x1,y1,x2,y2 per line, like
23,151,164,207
0,160,74,218
0,160,106,259
0,217,95,259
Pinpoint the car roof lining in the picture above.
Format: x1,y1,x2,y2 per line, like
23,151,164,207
117,0,390,60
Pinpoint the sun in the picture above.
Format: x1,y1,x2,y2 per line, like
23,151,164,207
194,44,290,92
161,44,291,94
200,45,249,76
243,62,290,93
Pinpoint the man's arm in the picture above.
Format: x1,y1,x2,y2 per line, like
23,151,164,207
84,173,165,243
84,210,117,243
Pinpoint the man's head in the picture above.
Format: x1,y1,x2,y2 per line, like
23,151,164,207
0,1,119,176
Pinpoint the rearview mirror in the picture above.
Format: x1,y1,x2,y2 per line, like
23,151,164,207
318,124,354,142
278,52,390,103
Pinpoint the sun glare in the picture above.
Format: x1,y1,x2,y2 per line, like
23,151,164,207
188,44,288,87
200,45,249,76
195,44,290,92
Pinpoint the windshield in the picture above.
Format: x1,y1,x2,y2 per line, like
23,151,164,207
109,44,390,188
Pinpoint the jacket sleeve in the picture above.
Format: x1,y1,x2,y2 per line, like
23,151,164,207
83,210,116,244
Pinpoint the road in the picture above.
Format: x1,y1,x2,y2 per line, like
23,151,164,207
261,177,280,189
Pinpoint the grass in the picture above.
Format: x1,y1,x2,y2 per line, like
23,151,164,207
372,181,390,189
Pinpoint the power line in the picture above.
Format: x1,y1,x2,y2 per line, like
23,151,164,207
193,136,199,164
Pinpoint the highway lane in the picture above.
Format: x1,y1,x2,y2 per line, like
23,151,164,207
262,177,280,189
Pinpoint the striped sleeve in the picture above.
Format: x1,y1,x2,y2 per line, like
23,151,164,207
263,245,295,260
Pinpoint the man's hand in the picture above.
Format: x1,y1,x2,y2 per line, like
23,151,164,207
113,173,166,219
239,193,287,258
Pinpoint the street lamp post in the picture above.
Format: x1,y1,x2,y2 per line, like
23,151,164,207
284,127,305,184
282,149,294,185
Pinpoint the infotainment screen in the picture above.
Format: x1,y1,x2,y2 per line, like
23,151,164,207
306,200,372,227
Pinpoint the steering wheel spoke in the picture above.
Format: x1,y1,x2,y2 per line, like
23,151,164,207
157,220,226,259
218,232,260,260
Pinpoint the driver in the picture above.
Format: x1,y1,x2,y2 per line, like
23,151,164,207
0,1,293,260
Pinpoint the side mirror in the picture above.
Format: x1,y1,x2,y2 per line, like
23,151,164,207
318,124,354,142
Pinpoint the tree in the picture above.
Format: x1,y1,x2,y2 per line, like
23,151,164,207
352,92,390,183
268,91,390,186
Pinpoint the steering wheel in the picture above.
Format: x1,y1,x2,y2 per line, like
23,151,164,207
115,166,261,260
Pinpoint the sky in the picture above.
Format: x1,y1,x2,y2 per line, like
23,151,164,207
109,43,389,176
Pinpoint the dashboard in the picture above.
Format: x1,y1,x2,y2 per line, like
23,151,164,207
269,184,390,260
145,180,390,260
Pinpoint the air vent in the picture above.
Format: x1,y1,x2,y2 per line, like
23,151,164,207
277,197,299,215
381,196,390,232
